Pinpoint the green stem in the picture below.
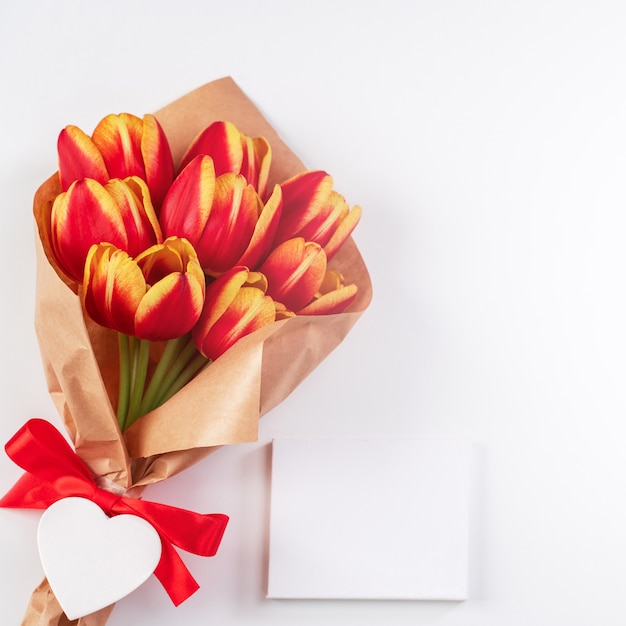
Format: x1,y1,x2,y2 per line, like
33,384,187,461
116,333,132,431
127,336,139,389
138,335,189,417
148,339,199,408
156,353,211,406
123,339,151,431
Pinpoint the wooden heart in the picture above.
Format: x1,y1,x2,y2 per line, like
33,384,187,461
37,497,162,620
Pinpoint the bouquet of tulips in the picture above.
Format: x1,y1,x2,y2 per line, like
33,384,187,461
4,77,371,625
42,112,361,433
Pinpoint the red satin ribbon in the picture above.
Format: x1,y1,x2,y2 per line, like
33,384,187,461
0,418,229,606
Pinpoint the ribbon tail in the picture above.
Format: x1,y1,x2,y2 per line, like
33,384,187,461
0,472,61,509
154,540,200,606
122,499,229,556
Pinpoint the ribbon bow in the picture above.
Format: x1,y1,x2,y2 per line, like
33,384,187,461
0,418,228,606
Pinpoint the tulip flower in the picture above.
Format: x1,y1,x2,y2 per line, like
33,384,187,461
258,237,327,313
298,270,358,315
192,267,276,362
83,237,206,429
45,177,162,283
178,121,271,198
82,237,205,341
274,170,361,260
160,155,282,276
58,112,174,207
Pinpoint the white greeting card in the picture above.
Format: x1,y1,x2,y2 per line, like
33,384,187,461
267,438,472,600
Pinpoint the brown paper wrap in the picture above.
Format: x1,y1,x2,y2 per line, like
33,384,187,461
24,77,372,625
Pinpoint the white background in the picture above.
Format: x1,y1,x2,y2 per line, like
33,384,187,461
1,1,626,624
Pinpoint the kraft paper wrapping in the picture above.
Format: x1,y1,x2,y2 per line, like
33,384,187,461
24,77,372,625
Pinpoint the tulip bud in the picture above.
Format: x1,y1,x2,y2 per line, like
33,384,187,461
82,238,205,341
258,237,327,313
160,157,282,276
178,121,271,198
58,113,174,208
275,170,361,260
82,244,145,336
192,267,276,361
57,126,109,190
47,177,161,284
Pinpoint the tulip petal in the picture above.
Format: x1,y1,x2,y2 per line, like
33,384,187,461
248,136,271,198
57,126,109,190
199,173,259,275
135,272,205,340
318,269,344,293
160,155,216,241
237,184,283,270
179,121,243,175
140,114,175,207
323,203,361,260
240,136,257,186
274,300,296,320
92,113,146,181
245,271,268,292
240,135,272,198
287,193,345,247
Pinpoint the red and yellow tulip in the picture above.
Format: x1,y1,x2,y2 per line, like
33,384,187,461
57,113,174,207
160,155,282,276
178,121,271,198
46,177,162,284
274,170,361,260
258,237,327,313
192,267,276,361
82,237,205,341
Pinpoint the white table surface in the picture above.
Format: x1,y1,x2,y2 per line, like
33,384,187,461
2,1,626,624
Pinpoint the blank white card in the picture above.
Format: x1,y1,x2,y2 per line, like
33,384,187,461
267,438,472,600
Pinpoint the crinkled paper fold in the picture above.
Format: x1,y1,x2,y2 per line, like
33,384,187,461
25,76,372,625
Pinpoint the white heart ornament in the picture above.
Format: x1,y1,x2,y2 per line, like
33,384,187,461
37,497,162,620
